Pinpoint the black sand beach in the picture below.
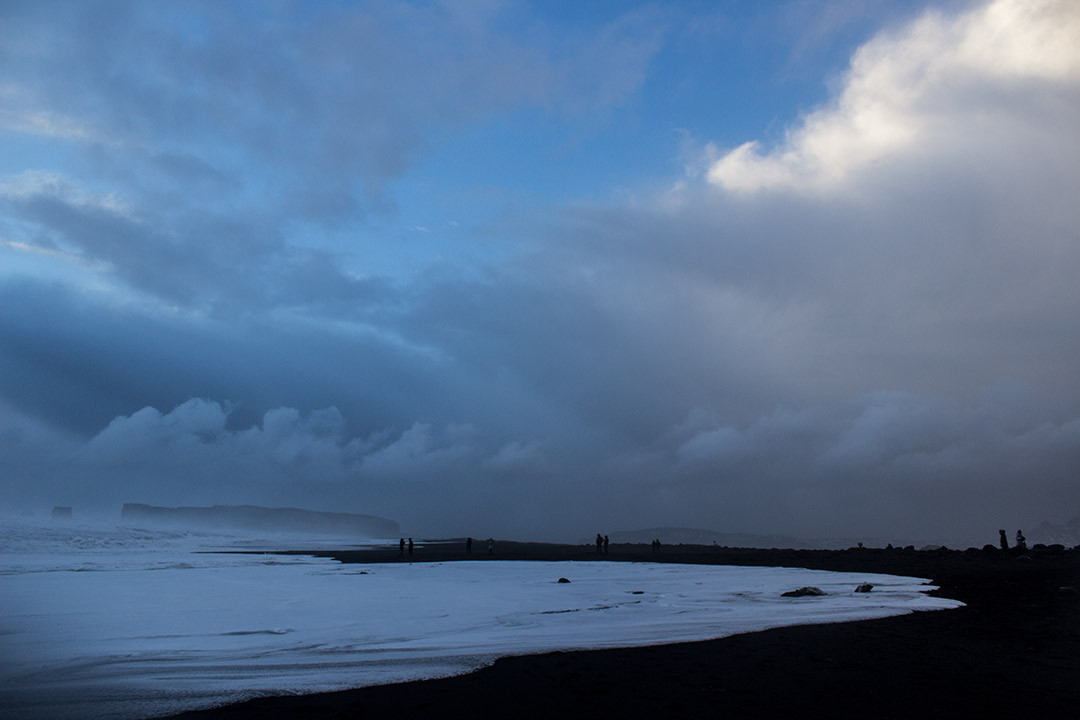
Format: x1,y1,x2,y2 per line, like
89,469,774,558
169,542,1080,720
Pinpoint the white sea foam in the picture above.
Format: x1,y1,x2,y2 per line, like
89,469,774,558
0,518,962,720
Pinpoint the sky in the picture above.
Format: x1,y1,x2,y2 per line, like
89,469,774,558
2,0,1079,545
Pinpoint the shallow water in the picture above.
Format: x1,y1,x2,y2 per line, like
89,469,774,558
0,519,962,719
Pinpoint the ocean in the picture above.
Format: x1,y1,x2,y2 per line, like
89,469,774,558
0,517,962,719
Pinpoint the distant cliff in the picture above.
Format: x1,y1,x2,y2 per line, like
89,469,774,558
121,503,399,538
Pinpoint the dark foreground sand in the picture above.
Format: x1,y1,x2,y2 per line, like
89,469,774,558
170,542,1080,720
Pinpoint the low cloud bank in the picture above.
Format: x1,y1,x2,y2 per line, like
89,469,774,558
4,387,1077,545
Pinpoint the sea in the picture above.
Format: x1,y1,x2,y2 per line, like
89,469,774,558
0,517,963,719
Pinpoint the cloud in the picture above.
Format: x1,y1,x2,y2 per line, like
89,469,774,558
2,1,1079,544
0,0,662,221
707,0,1080,193
0,396,561,534
601,385,1080,544
0,0,666,321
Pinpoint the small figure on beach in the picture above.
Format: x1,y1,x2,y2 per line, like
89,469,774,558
603,535,609,554
999,529,1010,552
488,537,494,555
596,533,603,554
399,538,405,556
652,538,661,553
1016,530,1027,551
466,537,473,554
408,538,414,556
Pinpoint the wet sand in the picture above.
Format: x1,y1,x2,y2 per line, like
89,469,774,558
168,542,1080,719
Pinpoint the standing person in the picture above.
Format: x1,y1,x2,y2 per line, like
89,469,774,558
399,538,405,557
488,537,494,555
408,538,414,556
603,535,609,554
596,533,603,554
466,537,473,554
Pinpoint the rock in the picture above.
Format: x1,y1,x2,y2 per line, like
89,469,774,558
854,583,874,593
557,577,571,584
781,586,826,597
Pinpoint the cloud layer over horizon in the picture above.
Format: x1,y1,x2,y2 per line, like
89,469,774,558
3,0,1079,545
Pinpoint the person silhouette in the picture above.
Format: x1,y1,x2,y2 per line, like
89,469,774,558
596,533,603,554
603,535,609,554
408,538,414,556
399,538,405,556
466,537,473,554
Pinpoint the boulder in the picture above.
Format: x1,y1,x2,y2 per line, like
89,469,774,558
557,577,571,584
854,583,874,593
781,586,826,597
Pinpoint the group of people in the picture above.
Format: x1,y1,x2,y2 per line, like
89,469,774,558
999,529,1027,552
463,537,495,554
399,537,495,556
592,534,666,554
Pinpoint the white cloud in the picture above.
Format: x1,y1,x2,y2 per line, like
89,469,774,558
707,0,1080,193
0,84,98,141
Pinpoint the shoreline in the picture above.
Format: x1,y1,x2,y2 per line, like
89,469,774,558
168,542,1080,719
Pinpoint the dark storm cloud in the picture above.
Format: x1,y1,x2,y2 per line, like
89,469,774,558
597,386,1080,543
1,183,395,314
0,278,465,437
